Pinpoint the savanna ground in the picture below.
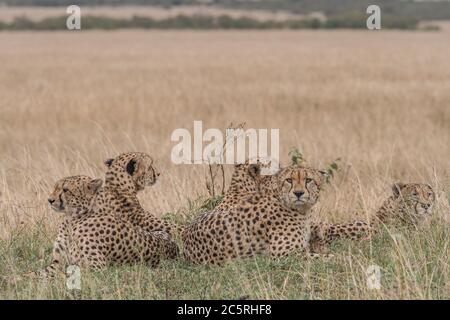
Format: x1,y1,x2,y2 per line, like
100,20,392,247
0,29,449,299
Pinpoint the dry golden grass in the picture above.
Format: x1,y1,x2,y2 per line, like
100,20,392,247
0,30,448,299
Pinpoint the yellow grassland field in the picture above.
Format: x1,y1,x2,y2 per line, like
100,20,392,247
0,30,449,299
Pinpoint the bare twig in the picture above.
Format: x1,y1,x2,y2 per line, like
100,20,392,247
204,122,246,197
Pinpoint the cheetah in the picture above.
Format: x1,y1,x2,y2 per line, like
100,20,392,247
190,160,277,225
182,165,329,265
190,160,329,255
214,160,278,213
102,152,182,238
31,155,180,278
309,183,436,252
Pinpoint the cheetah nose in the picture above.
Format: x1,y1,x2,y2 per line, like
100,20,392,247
294,191,304,199
422,204,431,209
48,198,55,204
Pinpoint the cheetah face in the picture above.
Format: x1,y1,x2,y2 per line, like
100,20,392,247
277,166,327,212
48,176,103,216
104,152,160,192
393,183,435,221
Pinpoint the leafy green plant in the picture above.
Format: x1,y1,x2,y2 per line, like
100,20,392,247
199,196,223,213
161,211,185,226
288,148,341,184
288,147,305,165
324,158,342,184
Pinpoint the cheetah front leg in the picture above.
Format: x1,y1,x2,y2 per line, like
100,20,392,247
305,251,335,260
267,226,310,259
267,225,334,260
309,220,376,254
325,221,373,242
63,239,109,275
25,225,70,279
84,258,107,271
309,221,331,254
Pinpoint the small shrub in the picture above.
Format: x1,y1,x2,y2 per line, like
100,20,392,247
288,147,305,165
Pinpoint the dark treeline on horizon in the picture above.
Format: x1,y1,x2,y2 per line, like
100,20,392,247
2,0,450,21
0,13,423,31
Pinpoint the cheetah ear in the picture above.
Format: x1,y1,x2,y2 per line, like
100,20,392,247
126,159,138,176
87,179,103,194
248,164,261,179
104,158,114,167
392,183,405,197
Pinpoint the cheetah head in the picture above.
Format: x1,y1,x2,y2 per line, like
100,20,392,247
104,152,160,192
276,165,328,212
48,176,103,216
392,183,435,222
231,159,277,192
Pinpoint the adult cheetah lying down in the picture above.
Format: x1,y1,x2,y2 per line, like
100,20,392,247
189,160,333,256
309,183,436,252
182,165,329,265
31,153,180,278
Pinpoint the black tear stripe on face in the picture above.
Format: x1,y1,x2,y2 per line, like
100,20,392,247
284,175,293,193
59,181,66,206
148,165,153,179
151,167,157,181
426,186,435,201
58,191,63,207
59,181,68,208
61,181,77,202
305,174,318,195
287,181,293,193
305,177,312,195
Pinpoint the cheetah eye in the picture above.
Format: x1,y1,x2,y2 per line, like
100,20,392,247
63,188,69,193
428,192,433,197
286,178,293,184
306,178,314,184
